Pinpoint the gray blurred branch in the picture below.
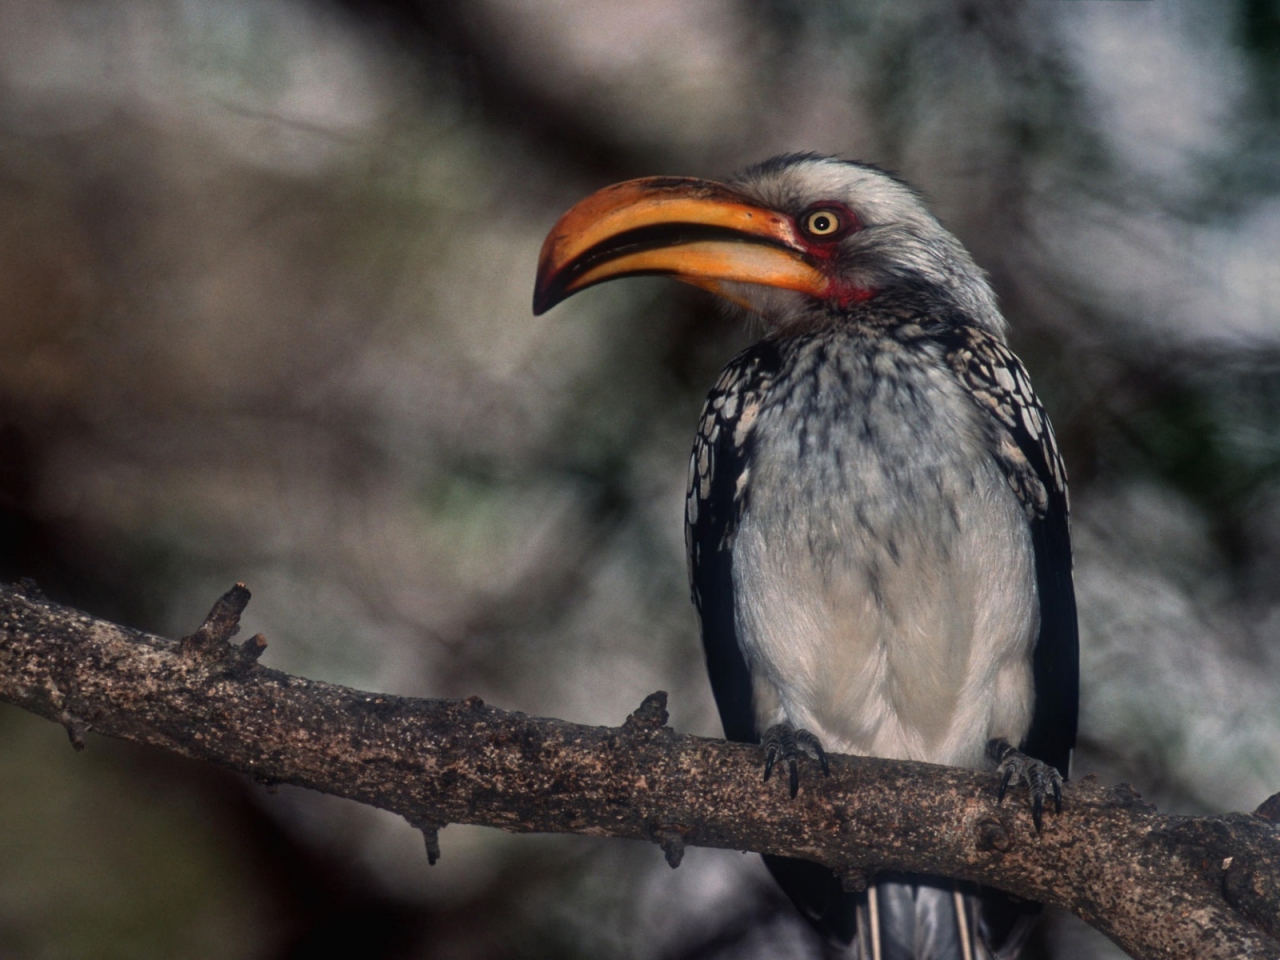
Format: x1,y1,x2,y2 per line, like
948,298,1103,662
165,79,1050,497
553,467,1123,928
1,582,1277,960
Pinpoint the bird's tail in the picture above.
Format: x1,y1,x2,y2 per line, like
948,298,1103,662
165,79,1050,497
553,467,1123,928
765,858,1039,960
853,876,1031,960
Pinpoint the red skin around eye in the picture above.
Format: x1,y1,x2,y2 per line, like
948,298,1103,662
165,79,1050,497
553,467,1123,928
796,201,860,249
830,283,876,307
794,202,873,307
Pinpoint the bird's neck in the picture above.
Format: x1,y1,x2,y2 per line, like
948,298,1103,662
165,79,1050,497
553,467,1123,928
763,283,1002,345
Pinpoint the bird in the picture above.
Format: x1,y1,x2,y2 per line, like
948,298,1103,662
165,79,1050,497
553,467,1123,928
532,153,1078,960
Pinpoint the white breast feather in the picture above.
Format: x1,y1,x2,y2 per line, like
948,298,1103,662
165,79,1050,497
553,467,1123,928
730,340,1037,769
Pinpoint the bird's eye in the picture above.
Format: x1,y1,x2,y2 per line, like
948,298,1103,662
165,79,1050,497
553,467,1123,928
802,209,842,237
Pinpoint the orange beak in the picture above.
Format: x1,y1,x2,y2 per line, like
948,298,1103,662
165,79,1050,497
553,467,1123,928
532,177,829,315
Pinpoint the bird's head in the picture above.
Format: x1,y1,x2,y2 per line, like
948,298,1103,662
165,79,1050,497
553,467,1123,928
533,153,1003,336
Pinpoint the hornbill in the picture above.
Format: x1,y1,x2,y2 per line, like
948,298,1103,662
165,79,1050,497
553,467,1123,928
532,154,1078,960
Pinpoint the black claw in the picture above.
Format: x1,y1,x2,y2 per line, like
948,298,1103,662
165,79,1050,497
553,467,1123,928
760,723,828,797
796,729,830,777
998,766,1014,803
992,741,1066,830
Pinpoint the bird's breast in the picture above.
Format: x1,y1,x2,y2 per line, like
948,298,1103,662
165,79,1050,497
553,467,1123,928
730,332,1037,768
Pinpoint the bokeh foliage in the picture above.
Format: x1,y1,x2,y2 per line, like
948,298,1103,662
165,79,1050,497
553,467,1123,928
1,1,1277,957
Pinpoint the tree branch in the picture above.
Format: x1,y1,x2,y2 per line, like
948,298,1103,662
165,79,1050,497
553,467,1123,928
1,582,1277,960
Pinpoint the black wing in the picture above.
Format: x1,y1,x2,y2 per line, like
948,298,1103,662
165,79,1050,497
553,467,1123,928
685,340,866,944
942,326,1079,778
685,340,783,745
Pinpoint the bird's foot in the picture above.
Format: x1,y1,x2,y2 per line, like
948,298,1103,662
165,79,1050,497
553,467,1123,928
987,738,1063,832
762,723,829,798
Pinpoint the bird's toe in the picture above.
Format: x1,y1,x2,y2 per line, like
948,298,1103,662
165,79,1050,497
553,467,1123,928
762,723,829,798
987,738,1064,832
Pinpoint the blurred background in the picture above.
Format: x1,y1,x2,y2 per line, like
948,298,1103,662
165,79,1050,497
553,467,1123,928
0,0,1278,957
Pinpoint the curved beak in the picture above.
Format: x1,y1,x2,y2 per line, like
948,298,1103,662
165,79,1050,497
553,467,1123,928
532,177,828,315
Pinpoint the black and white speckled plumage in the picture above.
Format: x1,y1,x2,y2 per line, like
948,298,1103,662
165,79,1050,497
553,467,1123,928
683,157,1078,960
532,152,1078,960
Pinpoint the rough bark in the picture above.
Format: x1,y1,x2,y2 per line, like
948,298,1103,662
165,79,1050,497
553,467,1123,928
1,581,1277,960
